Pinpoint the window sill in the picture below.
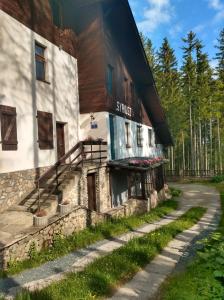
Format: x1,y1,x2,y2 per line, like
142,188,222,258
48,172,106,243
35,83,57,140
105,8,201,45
36,78,51,85
137,145,143,148
126,144,132,149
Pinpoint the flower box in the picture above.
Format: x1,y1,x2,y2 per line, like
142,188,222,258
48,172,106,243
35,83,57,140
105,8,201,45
59,202,73,215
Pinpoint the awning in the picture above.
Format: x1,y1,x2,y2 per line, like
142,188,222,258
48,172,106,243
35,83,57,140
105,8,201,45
108,157,168,172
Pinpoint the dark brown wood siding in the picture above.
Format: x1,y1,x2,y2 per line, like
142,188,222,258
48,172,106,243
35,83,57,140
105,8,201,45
0,0,77,58
103,16,152,126
76,2,152,126
77,3,107,114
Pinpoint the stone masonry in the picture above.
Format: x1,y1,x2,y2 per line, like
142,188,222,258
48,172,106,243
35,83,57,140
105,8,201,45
0,167,48,213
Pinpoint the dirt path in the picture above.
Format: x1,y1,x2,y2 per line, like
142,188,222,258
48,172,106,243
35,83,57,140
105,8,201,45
109,183,220,300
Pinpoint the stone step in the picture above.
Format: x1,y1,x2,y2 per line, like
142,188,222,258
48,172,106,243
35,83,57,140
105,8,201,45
29,198,59,215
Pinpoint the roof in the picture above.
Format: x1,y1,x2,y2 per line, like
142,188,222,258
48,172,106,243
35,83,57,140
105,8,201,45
101,0,173,146
69,0,173,146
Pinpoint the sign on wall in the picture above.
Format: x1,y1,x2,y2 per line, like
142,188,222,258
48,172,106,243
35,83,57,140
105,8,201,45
116,101,132,118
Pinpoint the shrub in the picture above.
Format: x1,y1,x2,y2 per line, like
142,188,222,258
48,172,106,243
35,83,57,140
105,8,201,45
211,175,224,183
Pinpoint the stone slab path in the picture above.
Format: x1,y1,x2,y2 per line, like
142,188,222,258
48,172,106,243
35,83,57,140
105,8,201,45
109,183,220,300
1,209,188,298
0,184,220,299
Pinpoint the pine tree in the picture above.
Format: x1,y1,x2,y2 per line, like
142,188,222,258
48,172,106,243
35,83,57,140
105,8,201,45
195,40,213,170
215,28,224,83
156,38,185,170
181,31,198,170
140,32,157,73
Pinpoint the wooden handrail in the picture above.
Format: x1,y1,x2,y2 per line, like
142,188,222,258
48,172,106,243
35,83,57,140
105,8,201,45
35,140,107,211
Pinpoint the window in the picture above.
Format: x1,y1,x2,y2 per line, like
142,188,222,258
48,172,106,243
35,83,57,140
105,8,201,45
148,128,152,146
137,125,143,147
124,77,128,102
155,133,159,147
35,42,46,81
50,0,63,28
128,172,145,199
37,111,53,149
125,122,131,148
0,105,18,151
107,65,114,96
130,82,135,101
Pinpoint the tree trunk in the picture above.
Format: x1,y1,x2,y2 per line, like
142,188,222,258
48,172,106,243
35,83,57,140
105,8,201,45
217,118,222,172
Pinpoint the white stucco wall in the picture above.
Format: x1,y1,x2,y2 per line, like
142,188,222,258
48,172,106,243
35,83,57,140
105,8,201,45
79,112,109,142
111,114,163,160
0,10,80,174
80,112,163,161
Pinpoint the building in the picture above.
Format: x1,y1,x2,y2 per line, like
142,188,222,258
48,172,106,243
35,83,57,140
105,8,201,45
0,0,172,265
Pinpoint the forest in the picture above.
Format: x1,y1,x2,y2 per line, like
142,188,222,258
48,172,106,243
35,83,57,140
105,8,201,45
141,29,224,175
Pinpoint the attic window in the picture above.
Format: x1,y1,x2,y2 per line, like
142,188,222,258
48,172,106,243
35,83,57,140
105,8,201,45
50,0,63,28
107,65,114,96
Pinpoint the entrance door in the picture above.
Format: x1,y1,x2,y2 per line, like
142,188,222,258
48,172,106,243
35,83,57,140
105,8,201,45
87,173,97,211
109,114,115,160
56,122,65,160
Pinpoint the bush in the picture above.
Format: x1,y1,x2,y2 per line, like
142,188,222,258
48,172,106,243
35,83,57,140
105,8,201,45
211,175,224,183
170,187,182,198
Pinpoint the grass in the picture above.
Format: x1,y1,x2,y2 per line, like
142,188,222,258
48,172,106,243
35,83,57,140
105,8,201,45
156,182,224,300
15,206,205,300
0,190,180,278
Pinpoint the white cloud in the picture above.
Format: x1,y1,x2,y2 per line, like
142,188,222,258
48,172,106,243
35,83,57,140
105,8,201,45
137,0,174,33
169,23,182,38
192,24,206,33
208,0,224,21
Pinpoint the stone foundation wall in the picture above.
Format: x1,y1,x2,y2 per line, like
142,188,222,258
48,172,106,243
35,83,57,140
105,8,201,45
0,196,153,269
0,167,48,213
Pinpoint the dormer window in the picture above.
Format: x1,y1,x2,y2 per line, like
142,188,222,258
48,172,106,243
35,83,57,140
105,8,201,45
50,0,63,28
107,65,114,96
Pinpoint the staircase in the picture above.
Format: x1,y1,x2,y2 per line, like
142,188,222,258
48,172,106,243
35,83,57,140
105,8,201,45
18,140,107,215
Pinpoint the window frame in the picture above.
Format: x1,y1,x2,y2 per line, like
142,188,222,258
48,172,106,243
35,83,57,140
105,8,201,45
35,41,47,82
107,64,114,96
125,122,131,148
130,82,135,102
137,125,143,147
128,172,145,199
148,128,153,147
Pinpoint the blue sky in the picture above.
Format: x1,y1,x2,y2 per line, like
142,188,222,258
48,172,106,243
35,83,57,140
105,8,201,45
128,0,224,68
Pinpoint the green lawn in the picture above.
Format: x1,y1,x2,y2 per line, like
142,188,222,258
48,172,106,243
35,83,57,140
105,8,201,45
16,206,205,300
156,183,224,300
0,191,180,278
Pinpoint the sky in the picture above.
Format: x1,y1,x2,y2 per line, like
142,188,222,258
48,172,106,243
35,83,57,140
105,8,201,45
128,0,224,68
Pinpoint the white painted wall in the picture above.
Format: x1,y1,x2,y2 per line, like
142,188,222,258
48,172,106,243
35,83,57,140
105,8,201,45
80,112,164,161
80,112,109,142
111,114,163,160
0,10,80,174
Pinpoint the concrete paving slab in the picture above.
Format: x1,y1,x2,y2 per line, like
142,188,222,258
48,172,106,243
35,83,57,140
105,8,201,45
109,184,220,300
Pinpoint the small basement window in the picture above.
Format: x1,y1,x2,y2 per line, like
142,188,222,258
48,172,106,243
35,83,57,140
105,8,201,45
0,105,18,151
37,111,54,150
35,42,46,82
